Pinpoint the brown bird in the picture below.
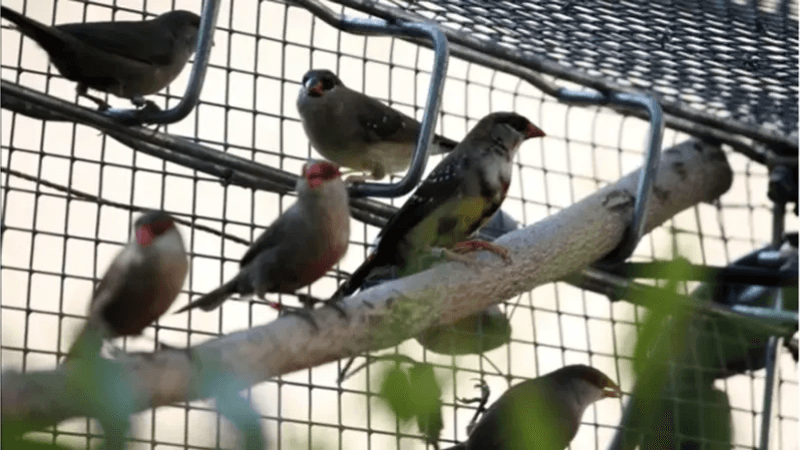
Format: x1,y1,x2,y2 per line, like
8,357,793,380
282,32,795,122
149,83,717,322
1,7,200,110
67,211,188,360
447,365,622,450
296,69,459,180
174,160,350,313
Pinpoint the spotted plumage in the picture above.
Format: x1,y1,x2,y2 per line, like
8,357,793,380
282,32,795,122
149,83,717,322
334,112,545,297
297,69,460,180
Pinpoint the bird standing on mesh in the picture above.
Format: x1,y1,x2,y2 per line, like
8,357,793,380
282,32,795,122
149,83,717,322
174,161,350,314
447,365,622,450
0,7,201,110
296,69,459,181
67,211,188,360
333,111,545,298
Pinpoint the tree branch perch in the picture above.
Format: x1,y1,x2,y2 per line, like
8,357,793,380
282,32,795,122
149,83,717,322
1,139,734,431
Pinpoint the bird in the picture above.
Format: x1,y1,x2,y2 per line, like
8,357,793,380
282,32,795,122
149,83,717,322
447,365,622,450
174,160,350,314
333,111,545,298
1,7,201,110
296,68,460,181
66,210,188,360
415,304,512,355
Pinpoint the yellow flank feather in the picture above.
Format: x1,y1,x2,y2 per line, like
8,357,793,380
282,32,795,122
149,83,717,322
400,194,492,273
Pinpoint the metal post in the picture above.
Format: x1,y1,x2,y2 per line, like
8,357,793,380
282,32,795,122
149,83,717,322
290,0,450,199
557,89,664,264
759,199,787,450
103,0,221,125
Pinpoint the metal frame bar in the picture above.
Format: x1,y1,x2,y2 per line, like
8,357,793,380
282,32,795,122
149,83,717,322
330,0,797,154
759,199,788,450
102,0,221,125
294,0,449,198
557,89,664,264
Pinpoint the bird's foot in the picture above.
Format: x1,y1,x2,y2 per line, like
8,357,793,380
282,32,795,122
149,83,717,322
432,247,478,266
77,85,111,111
457,378,490,434
296,292,348,319
323,291,348,320
267,302,320,331
451,240,513,265
85,95,111,111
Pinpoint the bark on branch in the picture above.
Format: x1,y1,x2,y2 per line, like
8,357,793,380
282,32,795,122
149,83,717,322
1,139,733,430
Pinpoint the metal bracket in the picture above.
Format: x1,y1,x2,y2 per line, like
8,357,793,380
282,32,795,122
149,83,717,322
557,89,664,265
101,0,221,125
291,0,449,199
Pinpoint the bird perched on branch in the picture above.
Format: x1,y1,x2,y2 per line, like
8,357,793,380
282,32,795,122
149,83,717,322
67,211,188,360
0,7,200,110
447,365,622,450
296,69,460,181
174,160,350,314
333,112,545,298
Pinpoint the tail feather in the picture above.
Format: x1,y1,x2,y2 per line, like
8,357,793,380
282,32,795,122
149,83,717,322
441,444,467,450
65,324,105,362
430,134,459,155
332,254,383,299
174,279,238,314
1,7,67,55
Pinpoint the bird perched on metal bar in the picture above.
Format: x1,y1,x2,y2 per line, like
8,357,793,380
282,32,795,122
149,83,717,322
67,211,188,360
332,111,545,299
1,7,200,110
296,68,459,181
447,365,622,450
174,160,350,314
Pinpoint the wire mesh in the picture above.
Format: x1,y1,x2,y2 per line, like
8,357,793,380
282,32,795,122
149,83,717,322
1,0,797,450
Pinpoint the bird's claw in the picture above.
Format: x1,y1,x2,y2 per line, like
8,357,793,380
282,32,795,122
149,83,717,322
268,303,320,331
457,378,490,435
451,240,513,265
323,296,348,320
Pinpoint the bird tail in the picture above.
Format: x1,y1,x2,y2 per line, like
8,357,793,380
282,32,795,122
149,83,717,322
1,7,67,54
173,279,238,314
430,135,459,155
65,324,106,362
332,254,382,299
441,444,467,450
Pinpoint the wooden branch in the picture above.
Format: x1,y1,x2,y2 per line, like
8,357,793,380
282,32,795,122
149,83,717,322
1,139,733,430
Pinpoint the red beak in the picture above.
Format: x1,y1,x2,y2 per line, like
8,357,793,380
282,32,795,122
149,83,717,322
526,123,546,139
306,82,324,97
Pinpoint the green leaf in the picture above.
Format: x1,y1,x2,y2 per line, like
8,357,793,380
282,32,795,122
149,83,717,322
378,365,415,421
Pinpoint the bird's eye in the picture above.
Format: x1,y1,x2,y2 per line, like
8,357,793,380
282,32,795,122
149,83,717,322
322,77,336,90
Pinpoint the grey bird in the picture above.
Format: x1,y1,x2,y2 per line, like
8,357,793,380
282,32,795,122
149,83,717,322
1,7,201,110
447,365,622,450
174,160,350,313
296,69,460,181
334,112,545,298
67,211,188,360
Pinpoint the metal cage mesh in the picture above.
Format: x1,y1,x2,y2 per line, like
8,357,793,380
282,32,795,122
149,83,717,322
1,0,797,449
368,0,799,138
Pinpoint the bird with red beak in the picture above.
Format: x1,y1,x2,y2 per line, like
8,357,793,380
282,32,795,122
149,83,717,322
296,68,461,181
66,211,188,360
174,160,350,314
